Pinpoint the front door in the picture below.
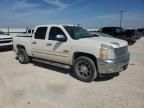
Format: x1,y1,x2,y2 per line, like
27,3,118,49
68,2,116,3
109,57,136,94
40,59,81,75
46,26,71,64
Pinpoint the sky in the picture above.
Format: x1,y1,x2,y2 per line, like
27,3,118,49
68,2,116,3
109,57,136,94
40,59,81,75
0,0,144,28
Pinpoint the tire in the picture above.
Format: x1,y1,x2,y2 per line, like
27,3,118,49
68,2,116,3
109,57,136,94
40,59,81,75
73,56,98,82
18,48,30,64
128,40,136,45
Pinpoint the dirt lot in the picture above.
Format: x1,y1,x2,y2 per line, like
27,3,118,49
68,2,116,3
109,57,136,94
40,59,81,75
0,38,144,108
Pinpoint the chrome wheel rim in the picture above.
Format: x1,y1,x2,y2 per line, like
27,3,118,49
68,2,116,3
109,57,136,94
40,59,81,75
18,54,24,62
75,61,92,79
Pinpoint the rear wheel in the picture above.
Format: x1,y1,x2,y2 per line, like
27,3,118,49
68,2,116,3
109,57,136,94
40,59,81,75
73,56,98,82
18,48,30,64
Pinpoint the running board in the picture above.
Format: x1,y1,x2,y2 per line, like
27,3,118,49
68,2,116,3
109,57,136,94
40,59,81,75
32,58,71,69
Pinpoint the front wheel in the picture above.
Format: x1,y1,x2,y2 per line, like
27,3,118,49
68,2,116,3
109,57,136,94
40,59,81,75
73,56,98,82
18,48,30,64
128,40,136,45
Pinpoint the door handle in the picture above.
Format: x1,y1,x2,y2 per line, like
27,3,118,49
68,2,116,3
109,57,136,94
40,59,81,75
46,43,52,46
32,41,37,44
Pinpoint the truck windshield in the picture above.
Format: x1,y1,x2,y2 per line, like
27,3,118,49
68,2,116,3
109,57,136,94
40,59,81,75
64,26,97,39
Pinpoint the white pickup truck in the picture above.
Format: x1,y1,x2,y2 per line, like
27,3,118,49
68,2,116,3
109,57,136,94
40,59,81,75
13,24,130,82
0,30,13,49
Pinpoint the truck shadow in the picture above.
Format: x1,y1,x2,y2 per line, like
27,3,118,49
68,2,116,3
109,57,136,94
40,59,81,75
94,73,119,82
32,61,115,82
32,61,70,74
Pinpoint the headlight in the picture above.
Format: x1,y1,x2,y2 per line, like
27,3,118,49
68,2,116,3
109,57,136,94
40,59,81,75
99,44,115,59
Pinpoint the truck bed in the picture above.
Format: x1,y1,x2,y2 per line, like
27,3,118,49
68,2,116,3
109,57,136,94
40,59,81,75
13,36,32,56
17,33,32,37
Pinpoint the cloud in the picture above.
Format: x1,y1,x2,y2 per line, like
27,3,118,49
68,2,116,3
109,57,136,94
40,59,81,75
1,0,85,13
0,0,86,27
41,0,86,10
42,0,68,10
11,0,39,11
0,0,86,16
124,13,144,21
92,14,119,20
91,12,144,28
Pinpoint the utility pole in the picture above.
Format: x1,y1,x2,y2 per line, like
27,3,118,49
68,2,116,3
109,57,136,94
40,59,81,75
120,11,125,28
8,26,9,35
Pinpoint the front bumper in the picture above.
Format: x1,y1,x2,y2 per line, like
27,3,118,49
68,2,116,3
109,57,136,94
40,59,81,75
0,43,13,49
97,52,130,74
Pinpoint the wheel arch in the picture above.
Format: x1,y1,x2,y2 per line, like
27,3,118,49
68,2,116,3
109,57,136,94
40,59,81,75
73,52,98,71
17,44,25,50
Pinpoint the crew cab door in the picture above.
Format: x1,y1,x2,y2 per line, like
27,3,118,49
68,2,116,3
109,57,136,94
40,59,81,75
46,26,71,64
31,26,49,59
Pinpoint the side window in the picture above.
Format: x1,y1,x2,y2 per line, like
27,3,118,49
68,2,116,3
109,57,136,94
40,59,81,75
49,27,66,41
102,28,109,33
102,28,106,32
102,28,112,33
35,27,47,40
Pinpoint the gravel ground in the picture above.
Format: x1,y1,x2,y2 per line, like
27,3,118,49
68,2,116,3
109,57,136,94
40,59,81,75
0,38,144,108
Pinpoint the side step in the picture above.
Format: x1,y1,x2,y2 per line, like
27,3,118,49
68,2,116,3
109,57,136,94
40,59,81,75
32,58,71,69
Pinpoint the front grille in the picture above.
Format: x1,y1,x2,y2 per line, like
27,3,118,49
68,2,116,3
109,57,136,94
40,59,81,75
0,40,12,43
115,46,128,56
0,38,12,40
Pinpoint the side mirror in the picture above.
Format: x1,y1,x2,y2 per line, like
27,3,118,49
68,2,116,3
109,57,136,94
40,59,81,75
56,35,66,42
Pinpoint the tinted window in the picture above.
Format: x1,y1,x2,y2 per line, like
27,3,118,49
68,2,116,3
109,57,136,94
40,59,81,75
28,30,31,33
102,28,113,33
35,27,47,39
49,27,65,41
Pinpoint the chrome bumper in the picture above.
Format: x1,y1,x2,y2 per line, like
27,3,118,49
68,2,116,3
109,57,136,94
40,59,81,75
97,52,130,74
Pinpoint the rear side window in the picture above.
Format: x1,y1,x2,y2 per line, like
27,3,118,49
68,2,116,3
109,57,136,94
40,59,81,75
49,27,66,41
35,27,47,39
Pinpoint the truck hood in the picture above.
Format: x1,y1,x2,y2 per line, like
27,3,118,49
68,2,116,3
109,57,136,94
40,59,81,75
79,37,128,48
0,34,12,39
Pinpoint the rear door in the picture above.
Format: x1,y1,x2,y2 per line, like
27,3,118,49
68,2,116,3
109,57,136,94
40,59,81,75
31,26,49,59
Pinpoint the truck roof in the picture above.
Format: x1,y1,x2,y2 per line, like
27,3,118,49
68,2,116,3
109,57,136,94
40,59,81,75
37,24,78,27
102,27,122,29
